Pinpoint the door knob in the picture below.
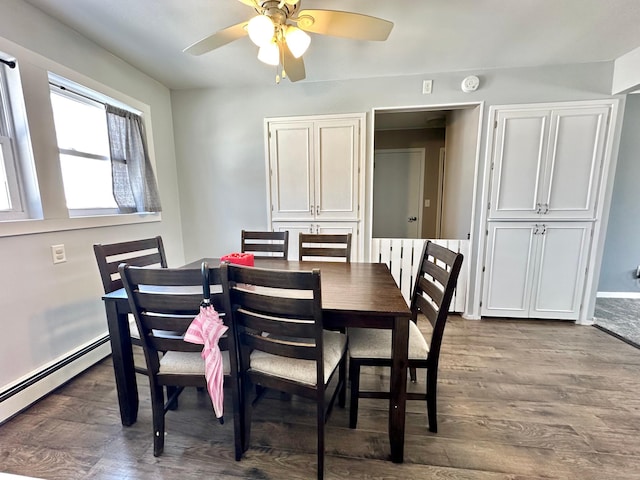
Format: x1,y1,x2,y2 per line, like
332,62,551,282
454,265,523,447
408,217,417,222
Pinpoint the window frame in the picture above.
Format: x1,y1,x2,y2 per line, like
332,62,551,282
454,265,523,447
0,40,162,237
0,63,27,221
49,80,123,216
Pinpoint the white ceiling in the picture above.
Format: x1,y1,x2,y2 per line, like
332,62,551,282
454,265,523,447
22,0,640,90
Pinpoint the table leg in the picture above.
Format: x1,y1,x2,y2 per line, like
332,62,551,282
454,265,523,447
389,315,409,463
105,301,138,426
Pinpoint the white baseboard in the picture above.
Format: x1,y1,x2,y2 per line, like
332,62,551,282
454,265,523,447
0,335,111,424
596,291,640,299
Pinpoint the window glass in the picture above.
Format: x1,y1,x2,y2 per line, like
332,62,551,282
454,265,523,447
50,91,110,156
0,144,10,210
49,87,117,211
0,62,26,219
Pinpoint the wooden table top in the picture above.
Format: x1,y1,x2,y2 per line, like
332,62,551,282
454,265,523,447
184,258,411,318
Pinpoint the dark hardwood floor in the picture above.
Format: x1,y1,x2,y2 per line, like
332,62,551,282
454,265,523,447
2,317,640,479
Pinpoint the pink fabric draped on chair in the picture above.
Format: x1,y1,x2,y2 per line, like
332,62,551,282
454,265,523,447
185,303,228,421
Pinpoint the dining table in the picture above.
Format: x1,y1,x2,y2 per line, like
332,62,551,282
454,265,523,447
101,257,412,463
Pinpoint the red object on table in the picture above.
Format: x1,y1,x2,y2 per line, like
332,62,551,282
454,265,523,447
220,252,254,266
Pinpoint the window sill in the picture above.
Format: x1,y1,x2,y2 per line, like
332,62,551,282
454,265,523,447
0,212,161,238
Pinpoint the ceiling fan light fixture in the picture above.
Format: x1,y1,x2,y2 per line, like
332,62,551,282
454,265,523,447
247,14,275,47
257,41,280,65
285,26,310,58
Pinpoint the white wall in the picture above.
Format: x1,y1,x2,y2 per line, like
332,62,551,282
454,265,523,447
598,93,640,293
442,107,481,239
172,62,625,318
0,0,184,410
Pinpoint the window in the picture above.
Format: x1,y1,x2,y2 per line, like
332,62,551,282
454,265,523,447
49,83,119,215
49,75,161,216
0,61,26,220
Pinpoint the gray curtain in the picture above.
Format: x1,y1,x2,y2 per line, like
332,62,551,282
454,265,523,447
106,105,162,213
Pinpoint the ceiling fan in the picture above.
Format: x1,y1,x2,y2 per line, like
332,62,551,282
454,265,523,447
183,0,394,83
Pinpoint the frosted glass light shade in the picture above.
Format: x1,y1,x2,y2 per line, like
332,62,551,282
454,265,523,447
248,15,275,47
258,42,280,65
285,26,310,58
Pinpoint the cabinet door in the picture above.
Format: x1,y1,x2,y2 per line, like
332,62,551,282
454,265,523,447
488,109,550,219
542,107,609,219
314,118,360,220
482,222,537,317
529,223,591,320
272,221,358,261
269,122,314,221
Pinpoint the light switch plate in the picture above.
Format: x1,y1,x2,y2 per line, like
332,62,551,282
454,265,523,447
51,244,66,264
422,80,433,94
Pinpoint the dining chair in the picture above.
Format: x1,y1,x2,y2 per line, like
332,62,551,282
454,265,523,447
220,263,347,480
348,241,463,433
299,233,352,262
93,236,167,376
241,230,289,259
119,263,243,459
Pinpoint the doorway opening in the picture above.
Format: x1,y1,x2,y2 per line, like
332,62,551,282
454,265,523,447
371,104,482,241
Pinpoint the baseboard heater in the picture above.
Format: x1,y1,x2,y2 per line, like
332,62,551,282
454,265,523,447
0,335,111,424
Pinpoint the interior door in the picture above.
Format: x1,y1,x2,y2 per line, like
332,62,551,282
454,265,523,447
373,149,424,238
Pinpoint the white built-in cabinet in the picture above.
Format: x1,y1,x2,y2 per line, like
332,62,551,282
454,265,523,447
482,221,592,319
482,100,615,321
265,113,365,260
488,105,609,220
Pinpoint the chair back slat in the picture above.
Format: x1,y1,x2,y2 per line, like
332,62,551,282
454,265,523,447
418,275,444,307
410,241,463,362
94,236,167,293
232,289,316,318
236,307,316,338
414,293,438,327
120,264,232,377
241,230,289,258
299,233,352,262
221,263,324,383
243,332,317,361
422,258,450,288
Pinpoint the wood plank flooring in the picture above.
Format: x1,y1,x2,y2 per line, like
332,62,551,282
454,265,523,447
2,317,640,479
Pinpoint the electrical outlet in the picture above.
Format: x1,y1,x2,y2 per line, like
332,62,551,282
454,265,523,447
422,80,433,94
51,244,66,264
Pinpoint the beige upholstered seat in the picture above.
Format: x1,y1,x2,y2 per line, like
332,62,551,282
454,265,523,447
250,330,346,385
348,320,428,360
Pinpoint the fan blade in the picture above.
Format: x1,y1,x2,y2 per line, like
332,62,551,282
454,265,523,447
183,22,248,56
237,0,259,6
296,10,393,41
282,42,306,82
